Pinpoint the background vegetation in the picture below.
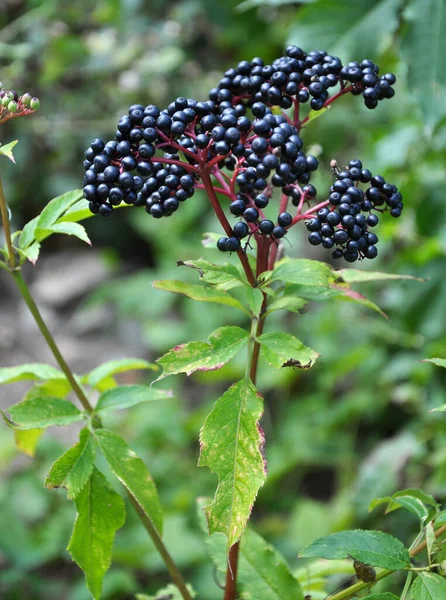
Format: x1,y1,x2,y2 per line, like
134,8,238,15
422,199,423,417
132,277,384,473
0,0,445,598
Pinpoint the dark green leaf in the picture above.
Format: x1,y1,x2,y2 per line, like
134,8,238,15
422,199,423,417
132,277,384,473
237,0,314,13
45,428,95,499
267,258,333,287
402,0,446,132
68,468,126,600
411,571,446,599
199,379,266,549
82,358,157,389
361,594,400,600
4,396,83,429
369,489,439,523
177,258,248,289
299,529,410,570
95,429,163,534
257,332,319,369
153,279,249,314
154,326,249,382
95,385,172,414
0,363,65,384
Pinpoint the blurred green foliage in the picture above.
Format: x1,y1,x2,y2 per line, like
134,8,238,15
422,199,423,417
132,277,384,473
0,0,445,598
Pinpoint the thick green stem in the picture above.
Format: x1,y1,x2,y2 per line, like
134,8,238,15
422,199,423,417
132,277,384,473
0,177,192,600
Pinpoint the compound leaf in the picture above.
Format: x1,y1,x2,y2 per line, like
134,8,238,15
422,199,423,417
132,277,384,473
155,326,249,382
199,379,266,550
95,429,163,535
95,385,172,414
45,428,95,499
4,396,83,429
68,468,125,600
257,332,319,370
299,529,410,571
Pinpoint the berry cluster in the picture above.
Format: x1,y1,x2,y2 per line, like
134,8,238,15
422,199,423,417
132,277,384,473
0,84,40,125
306,159,403,262
210,47,396,112
83,45,400,262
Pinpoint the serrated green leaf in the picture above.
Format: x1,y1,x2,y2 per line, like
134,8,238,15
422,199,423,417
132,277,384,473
361,594,399,600
268,258,333,287
95,429,163,534
154,326,249,382
45,428,95,499
242,287,265,317
337,269,424,283
34,222,91,245
36,189,83,231
4,396,83,429
135,583,196,600
57,198,92,224
153,279,249,314
423,358,446,369
257,332,319,369
299,529,410,570
369,489,439,523
95,385,172,414
305,105,331,124
13,428,44,457
402,0,446,133
82,358,157,389
0,363,65,384
265,296,307,316
68,468,126,600
411,571,446,599
199,379,266,549
19,215,40,249
0,140,18,163
177,258,248,288
287,0,400,61
20,241,41,264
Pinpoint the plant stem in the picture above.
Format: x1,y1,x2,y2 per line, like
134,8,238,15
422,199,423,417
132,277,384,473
0,177,16,269
328,524,446,600
0,178,192,600
200,168,256,287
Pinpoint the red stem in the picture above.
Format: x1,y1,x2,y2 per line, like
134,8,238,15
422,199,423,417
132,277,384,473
299,85,353,128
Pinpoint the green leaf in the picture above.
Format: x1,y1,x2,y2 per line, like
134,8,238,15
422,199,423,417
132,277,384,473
135,583,196,600
19,215,40,250
361,594,400,600
299,529,410,570
82,358,157,389
237,0,314,13
402,0,446,133
153,279,249,314
257,332,319,369
305,105,331,124
45,428,95,499
423,358,446,369
267,258,333,287
34,222,91,245
68,468,126,600
154,326,249,382
4,396,83,429
337,269,424,283
265,296,307,316
177,259,248,289
35,189,83,231
20,241,41,264
0,363,65,384
369,489,439,523
0,140,18,163
13,428,44,457
411,572,446,599
287,0,400,61
57,198,93,224
95,429,163,534
199,379,266,549
95,385,172,414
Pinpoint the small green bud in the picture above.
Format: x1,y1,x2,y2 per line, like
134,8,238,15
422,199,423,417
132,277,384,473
30,97,40,110
8,100,18,113
2,95,10,107
21,92,32,106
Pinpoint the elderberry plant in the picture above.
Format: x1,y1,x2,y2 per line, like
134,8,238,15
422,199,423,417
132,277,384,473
1,46,446,600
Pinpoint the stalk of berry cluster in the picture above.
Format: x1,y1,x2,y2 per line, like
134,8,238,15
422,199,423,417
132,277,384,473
0,176,193,600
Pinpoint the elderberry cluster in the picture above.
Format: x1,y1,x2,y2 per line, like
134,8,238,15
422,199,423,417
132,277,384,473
306,159,403,262
210,46,396,112
0,84,39,124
